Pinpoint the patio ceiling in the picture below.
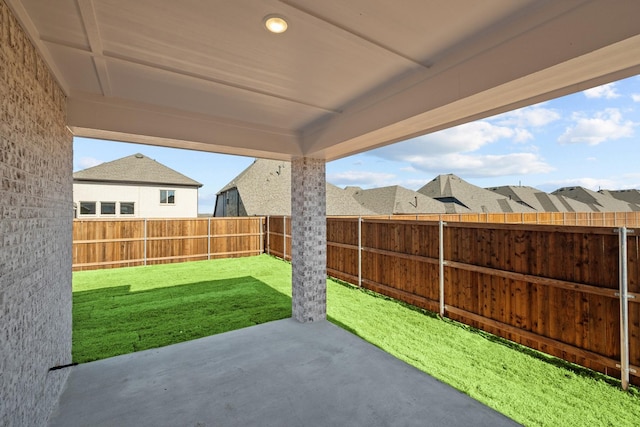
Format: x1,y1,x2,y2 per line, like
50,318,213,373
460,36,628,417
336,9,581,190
7,0,640,161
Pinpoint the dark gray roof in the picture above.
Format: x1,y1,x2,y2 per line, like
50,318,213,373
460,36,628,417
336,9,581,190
351,186,446,215
487,185,594,212
73,153,202,187
216,159,376,216
418,174,534,214
601,189,640,207
552,186,638,212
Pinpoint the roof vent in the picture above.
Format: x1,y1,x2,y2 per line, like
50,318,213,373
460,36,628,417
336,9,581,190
135,153,143,158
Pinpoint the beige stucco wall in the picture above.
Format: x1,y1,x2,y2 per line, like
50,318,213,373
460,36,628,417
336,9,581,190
0,1,73,425
73,182,199,218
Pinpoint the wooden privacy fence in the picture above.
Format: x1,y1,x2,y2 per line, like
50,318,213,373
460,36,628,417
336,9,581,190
266,215,640,387
265,215,292,261
386,211,640,227
72,218,263,271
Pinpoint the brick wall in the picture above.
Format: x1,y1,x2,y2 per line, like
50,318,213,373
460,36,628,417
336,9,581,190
0,1,73,425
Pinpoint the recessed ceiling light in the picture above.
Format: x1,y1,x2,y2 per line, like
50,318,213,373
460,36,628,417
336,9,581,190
264,15,288,34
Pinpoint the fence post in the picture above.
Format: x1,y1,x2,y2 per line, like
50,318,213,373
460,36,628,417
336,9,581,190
439,220,446,317
207,217,211,260
266,216,270,255
616,226,633,390
259,217,264,254
143,218,147,266
358,217,362,287
283,216,287,260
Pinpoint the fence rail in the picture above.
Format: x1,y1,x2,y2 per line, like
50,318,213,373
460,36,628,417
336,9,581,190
266,215,640,387
368,211,640,227
72,217,263,271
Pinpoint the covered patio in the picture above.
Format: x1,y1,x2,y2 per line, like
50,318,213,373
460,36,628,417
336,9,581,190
48,319,518,427
2,0,640,425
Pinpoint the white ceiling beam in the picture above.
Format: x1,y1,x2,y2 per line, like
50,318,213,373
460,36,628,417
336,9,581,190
76,0,112,96
67,93,303,160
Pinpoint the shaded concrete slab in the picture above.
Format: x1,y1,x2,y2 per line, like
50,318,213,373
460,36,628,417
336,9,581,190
48,319,519,427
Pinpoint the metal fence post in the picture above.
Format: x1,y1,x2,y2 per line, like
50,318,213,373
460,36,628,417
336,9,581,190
616,226,631,390
439,220,446,317
358,217,362,287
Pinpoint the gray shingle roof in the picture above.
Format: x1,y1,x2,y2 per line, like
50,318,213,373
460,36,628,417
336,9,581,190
216,159,376,216
552,186,638,212
487,185,594,212
601,189,640,208
351,186,446,214
217,164,640,217
73,153,202,187
418,174,534,214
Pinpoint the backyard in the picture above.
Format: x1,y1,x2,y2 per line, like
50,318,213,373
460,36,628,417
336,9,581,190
73,254,640,426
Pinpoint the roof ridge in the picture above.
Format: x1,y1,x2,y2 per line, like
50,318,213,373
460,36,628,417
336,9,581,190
73,153,202,187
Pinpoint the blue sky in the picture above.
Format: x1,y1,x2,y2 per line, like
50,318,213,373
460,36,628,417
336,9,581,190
74,75,640,214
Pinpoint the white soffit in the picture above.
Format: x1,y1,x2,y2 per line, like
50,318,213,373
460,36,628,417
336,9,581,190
7,0,640,161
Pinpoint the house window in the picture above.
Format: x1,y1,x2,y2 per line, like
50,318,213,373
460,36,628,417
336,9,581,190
100,202,116,215
79,202,96,215
160,190,175,205
120,202,135,215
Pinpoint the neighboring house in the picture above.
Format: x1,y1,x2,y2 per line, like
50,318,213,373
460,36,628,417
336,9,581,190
214,159,375,216
215,161,640,218
418,174,535,214
600,189,640,207
73,153,202,218
552,187,640,212
349,185,446,215
487,185,594,212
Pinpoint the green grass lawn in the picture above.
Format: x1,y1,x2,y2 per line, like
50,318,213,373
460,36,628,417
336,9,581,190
73,254,640,426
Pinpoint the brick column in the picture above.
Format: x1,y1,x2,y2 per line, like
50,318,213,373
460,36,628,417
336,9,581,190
291,157,327,322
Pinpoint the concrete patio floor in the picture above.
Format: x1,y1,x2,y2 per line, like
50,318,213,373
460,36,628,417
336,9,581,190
48,318,520,427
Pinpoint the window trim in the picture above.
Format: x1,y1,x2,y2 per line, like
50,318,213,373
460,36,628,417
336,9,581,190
160,189,176,205
79,201,97,216
119,202,135,216
100,201,116,215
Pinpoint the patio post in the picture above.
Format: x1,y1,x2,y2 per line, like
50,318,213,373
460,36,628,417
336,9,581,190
291,157,327,322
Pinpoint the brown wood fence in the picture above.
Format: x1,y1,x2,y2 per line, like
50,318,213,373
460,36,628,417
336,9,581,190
388,211,640,227
267,215,640,386
265,216,291,261
72,218,263,271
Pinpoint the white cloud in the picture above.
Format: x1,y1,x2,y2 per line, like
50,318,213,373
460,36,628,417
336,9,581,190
542,177,618,192
404,152,553,177
583,83,620,99
374,121,517,159
632,94,640,102
327,171,396,188
76,157,103,170
400,178,433,191
558,109,635,145
493,105,561,128
367,119,554,179
513,128,534,143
